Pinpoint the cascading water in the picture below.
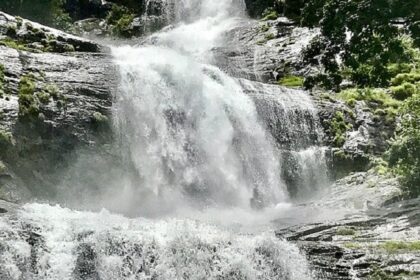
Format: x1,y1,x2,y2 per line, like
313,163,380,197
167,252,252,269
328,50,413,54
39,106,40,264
0,0,319,279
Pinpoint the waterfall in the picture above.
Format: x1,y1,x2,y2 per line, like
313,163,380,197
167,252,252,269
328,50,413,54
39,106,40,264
111,0,287,214
0,0,320,279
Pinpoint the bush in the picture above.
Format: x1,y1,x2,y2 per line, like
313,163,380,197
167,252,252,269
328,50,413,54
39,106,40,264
301,0,419,90
106,4,135,38
387,93,420,197
390,82,418,100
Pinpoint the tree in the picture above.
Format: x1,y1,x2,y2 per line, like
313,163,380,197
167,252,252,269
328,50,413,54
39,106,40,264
0,0,70,28
301,0,420,90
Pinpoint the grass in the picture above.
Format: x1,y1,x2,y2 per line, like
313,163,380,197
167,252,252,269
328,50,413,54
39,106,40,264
336,227,356,236
380,241,420,253
278,75,304,87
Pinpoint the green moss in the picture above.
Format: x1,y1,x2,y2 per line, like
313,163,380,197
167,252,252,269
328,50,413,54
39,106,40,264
15,16,23,29
329,111,353,147
0,38,32,51
333,149,351,161
279,76,304,87
260,24,270,32
45,84,59,100
36,91,51,104
345,98,356,107
369,266,399,280
0,130,14,147
257,39,267,45
380,241,420,253
262,10,278,21
18,74,39,119
0,64,4,98
336,227,356,236
92,112,108,123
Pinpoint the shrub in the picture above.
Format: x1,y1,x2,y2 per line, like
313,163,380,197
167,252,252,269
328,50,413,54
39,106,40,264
106,4,135,38
329,111,352,147
390,82,418,100
387,93,420,197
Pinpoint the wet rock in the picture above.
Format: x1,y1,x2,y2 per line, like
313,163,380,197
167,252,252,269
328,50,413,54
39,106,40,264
0,12,102,53
0,14,116,199
211,17,319,84
0,160,30,202
277,172,420,279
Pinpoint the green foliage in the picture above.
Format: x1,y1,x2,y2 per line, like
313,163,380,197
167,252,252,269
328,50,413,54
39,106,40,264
92,112,109,123
106,5,135,38
0,0,72,29
264,33,276,40
0,130,14,147
0,38,32,52
387,93,420,197
390,82,418,100
301,0,420,90
278,75,304,87
329,111,352,147
18,74,39,120
260,24,270,32
262,9,278,21
337,88,401,122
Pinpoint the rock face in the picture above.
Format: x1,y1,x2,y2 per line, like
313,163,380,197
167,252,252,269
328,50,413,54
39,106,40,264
212,17,318,84
0,12,116,201
276,173,420,280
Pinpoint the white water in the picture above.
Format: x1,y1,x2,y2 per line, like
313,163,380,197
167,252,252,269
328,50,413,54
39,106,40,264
0,0,318,279
111,0,288,215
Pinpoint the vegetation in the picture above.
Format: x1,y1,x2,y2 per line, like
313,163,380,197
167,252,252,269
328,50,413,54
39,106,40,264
262,9,278,21
0,130,14,147
328,111,353,147
278,75,304,87
369,266,399,280
0,38,33,52
18,74,40,120
106,5,135,38
301,0,420,90
336,227,356,236
0,64,5,98
0,0,72,30
380,241,420,253
387,93,420,197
